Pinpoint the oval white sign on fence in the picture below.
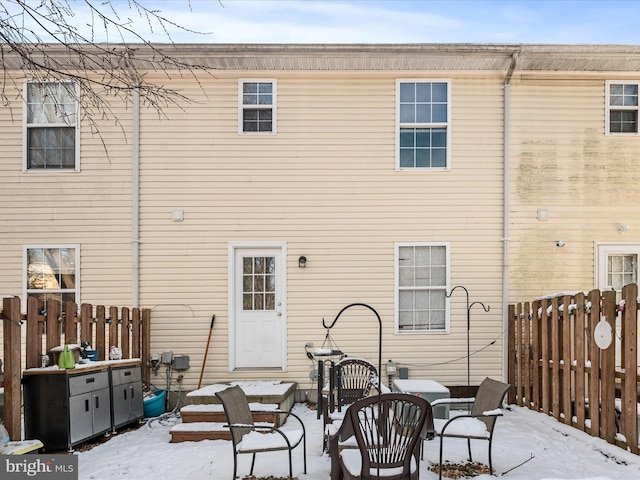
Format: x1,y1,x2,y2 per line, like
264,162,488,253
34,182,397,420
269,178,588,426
594,318,613,350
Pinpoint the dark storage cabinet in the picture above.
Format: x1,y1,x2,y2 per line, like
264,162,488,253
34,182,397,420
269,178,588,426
110,364,144,429
24,361,143,451
24,368,112,451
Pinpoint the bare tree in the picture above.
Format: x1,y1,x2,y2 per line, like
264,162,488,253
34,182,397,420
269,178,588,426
1,0,214,142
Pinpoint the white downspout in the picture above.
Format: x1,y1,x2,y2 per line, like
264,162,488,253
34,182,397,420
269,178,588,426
125,51,141,309
132,85,140,308
503,51,519,381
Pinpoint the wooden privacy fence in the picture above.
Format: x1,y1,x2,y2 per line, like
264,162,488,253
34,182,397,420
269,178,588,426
508,284,639,453
1,296,151,441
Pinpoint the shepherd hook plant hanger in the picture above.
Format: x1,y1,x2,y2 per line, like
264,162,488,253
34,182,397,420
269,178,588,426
446,286,490,390
322,303,382,392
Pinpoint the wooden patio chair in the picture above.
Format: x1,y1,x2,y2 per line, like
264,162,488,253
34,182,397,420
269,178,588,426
322,357,380,450
328,392,433,480
427,377,511,480
215,385,307,480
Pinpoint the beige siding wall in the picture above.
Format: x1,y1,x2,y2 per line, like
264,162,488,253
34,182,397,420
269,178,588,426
0,74,134,352
508,74,640,302
1,68,506,393
137,71,506,391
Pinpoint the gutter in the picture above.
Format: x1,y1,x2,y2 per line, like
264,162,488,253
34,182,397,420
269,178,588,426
502,51,519,381
124,51,141,309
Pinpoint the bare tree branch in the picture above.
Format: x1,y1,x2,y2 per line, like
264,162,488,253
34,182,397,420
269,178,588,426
1,0,215,154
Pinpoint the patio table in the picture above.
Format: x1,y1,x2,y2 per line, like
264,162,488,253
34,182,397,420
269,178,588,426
392,379,450,419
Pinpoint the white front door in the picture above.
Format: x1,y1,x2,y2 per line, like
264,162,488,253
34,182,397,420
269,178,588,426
230,244,286,370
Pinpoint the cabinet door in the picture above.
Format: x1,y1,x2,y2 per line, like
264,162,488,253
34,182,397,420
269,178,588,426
113,381,144,427
69,393,95,445
130,381,144,419
92,388,112,435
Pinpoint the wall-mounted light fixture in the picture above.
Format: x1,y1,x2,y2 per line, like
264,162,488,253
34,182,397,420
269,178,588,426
618,225,630,235
555,240,565,247
298,256,307,268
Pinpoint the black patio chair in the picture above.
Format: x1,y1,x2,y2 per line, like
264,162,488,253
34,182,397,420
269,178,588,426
215,385,307,480
322,357,379,450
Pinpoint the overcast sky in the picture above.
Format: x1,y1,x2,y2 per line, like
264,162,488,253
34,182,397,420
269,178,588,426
9,0,640,45
118,0,640,44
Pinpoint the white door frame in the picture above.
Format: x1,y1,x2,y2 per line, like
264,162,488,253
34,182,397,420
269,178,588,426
228,241,287,371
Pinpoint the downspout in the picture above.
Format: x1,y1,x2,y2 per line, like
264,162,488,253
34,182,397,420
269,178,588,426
502,51,519,381
125,52,141,308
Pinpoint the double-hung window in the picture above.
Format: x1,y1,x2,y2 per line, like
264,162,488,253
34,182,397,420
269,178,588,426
239,80,276,134
606,81,639,134
395,243,449,333
24,82,79,171
397,80,450,169
25,246,79,312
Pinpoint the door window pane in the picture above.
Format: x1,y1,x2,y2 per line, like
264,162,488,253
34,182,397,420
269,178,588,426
242,256,276,311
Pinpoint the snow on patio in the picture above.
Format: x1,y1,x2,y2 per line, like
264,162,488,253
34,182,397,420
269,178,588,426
76,389,640,480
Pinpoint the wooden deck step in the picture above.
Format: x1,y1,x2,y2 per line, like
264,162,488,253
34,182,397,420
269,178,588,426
170,422,232,442
179,403,279,424
171,381,297,444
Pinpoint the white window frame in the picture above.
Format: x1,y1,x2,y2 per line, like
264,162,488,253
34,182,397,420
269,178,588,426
596,243,640,301
605,80,639,135
238,79,277,135
396,79,451,171
23,81,80,172
23,244,80,314
394,242,450,334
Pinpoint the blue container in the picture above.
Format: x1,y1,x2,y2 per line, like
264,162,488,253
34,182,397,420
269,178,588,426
84,350,99,361
143,390,166,417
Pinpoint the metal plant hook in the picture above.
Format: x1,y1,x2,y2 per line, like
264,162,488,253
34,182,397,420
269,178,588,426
322,302,383,394
324,302,383,479
446,286,490,391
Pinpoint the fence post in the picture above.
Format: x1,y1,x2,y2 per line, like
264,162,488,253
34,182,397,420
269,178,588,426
2,296,22,440
508,303,517,404
574,292,587,431
561,294,572,425
621,284,638,453
601,289,617,443
523,301,531,409
142,308,151,386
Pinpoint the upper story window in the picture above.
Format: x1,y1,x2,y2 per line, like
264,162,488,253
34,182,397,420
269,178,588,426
239,80,276,134
397,80,450,169
395,243,449,333
606,81,638,134
25,245,79,313
24,82,79,171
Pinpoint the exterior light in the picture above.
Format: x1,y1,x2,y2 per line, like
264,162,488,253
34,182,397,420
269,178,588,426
298,256,307,268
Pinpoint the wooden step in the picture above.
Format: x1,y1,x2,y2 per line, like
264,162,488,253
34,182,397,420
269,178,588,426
180,403,279,424
172,381,297,443
170,422,232,442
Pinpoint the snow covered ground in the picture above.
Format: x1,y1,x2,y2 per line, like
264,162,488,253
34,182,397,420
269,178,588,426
76,399,640,480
